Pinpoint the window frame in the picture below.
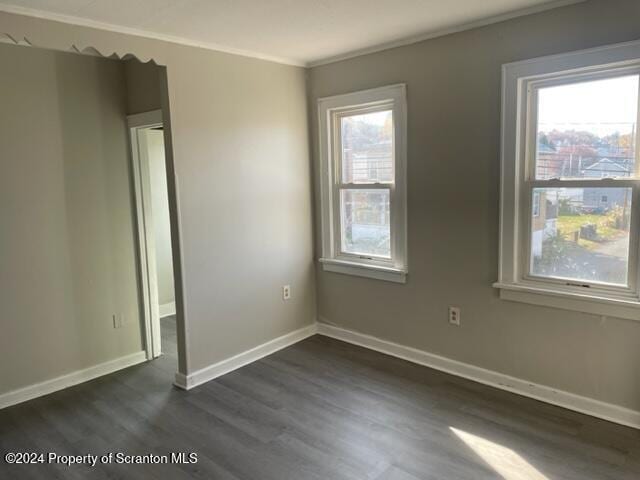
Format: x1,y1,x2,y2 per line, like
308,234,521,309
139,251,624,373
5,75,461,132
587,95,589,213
318,84,407,283
495,40,640,321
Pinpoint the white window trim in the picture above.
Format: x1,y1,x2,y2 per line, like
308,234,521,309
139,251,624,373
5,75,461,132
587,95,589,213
318,84,408,283
495,39,640,321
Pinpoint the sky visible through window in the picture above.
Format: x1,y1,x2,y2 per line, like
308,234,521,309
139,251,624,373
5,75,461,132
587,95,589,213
536,74,639,180
538,75,638,137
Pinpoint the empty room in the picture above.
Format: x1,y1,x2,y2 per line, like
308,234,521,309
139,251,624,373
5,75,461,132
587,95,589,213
0,1,638,479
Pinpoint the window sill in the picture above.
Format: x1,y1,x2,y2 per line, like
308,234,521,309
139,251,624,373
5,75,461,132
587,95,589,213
493,282,640,321
319,258,407,284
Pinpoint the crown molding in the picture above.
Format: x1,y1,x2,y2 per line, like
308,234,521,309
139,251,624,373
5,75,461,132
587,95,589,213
307,0,586,67
0,2,305,67
0,0,586,68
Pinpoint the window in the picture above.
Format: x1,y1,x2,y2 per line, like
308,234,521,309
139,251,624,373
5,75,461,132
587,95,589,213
318,84,407,283
496,41,640,320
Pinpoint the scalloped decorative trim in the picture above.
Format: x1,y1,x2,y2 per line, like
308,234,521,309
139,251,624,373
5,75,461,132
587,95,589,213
0,30,160,65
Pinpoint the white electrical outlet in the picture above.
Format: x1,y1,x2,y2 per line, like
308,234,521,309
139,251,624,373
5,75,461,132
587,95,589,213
283,285,291,300
112,314,124,329
448,306,461,326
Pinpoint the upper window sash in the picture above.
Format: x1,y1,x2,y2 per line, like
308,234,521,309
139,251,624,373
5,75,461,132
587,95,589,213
333,104,396,187
524,66,640,183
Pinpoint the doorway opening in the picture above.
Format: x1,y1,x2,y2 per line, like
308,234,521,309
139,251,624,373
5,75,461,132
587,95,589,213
128,110,178,372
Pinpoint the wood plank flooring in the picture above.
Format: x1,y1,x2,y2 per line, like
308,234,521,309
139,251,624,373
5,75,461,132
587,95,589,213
1,317,639,479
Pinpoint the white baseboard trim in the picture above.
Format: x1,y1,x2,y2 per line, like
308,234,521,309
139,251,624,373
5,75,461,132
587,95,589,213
316,322,640,430
0,351,147,410
174,323,318,390
159,301,176,318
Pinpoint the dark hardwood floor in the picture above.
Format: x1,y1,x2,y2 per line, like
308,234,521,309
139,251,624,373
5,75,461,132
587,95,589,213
1,317,639,479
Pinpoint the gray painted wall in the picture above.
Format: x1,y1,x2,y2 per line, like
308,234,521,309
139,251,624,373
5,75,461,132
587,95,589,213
124,60,162,115
0,11,317,380
166,45,316,372
0,43,143,394
308,0,640,411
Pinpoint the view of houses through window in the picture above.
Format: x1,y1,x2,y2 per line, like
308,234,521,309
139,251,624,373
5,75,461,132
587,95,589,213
530,187,632,285
339,110,393,257
530,75,638,285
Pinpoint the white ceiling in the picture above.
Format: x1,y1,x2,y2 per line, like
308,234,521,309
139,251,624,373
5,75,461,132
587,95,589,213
0,0,582,66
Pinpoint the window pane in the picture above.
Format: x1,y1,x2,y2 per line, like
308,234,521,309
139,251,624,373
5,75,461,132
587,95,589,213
341,110,393,184
535,75,638,180
340,189,390,257
530,188,632,285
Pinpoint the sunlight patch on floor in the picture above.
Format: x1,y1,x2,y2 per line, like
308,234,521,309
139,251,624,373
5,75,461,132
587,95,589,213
450,427,550,480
